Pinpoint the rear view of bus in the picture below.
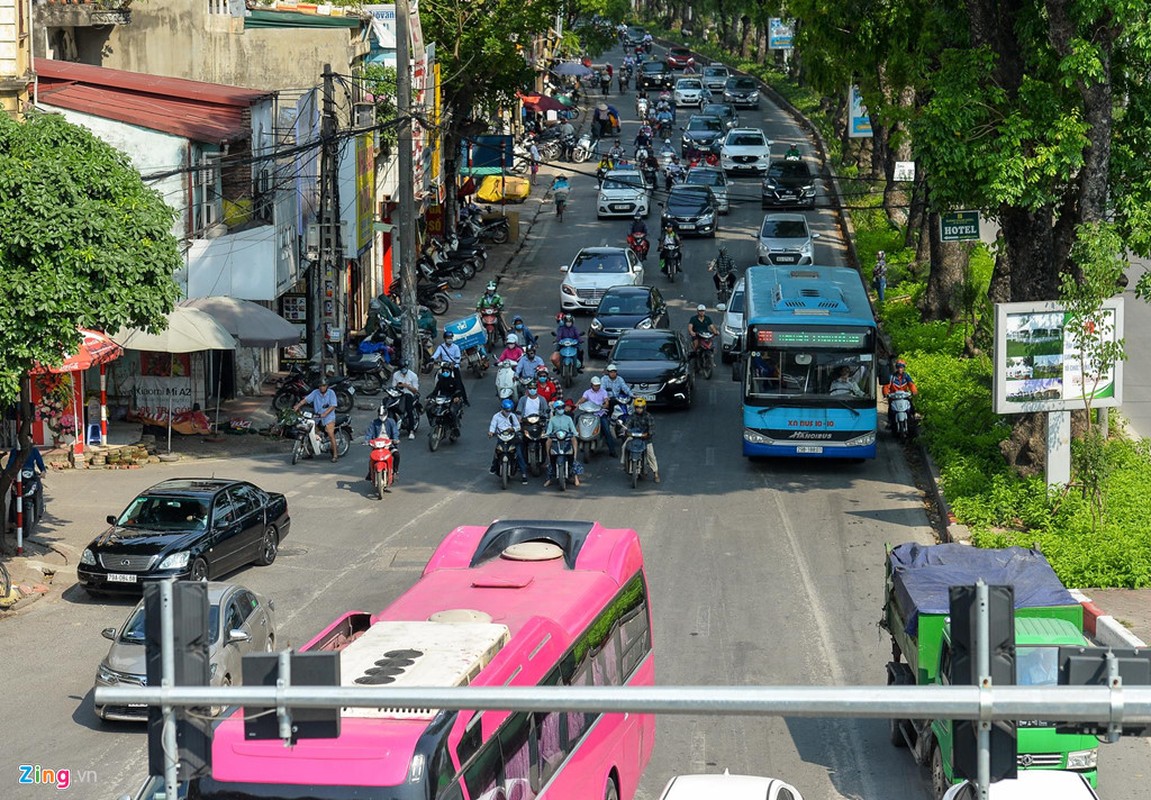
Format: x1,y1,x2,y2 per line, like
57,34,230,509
737,265,878,458
200,519,655,800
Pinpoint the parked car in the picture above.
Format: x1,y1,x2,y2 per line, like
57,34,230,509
702,101,740,129
589,285,670,357
941,770,1100,800
684,166,730,213
661,184,719,237
673,77,711,109
680,115,726,156
701,64,731,92
608,329,695,407
761,158,818,208
638,60,675,90
659,772,805,800
723,75,761,108
720,276,745,362
77,478,290,596
666,46,696,70
94,582,276,722
757,213,819,265
560,246,645,311
720,127,773,175
597,169,649,219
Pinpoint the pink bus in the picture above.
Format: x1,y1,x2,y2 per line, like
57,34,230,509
197,519,655,800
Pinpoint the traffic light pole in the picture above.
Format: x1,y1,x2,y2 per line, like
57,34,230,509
976,580,991,800
161,580,179,800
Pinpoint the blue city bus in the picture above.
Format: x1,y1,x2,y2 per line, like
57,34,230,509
736,265,878,458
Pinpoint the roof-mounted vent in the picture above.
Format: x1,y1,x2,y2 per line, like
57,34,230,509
773,281,848,314
502,542,564,562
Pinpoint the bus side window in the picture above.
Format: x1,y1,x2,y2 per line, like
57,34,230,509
619,603,651,677
592,633,621,686
533,711,565,789
497,714,534,800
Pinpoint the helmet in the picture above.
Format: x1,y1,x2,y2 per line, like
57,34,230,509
591,376,602,386
877,250,886,257
443,331,454,340
506,333,518,346
606,363,618,372
536,364,549,374
485,281,497,292
718,244,728,254
513,314,524,323
634,211,643,219
399,359,410,370
501,398,515,411
377,404,388,420
552,400,565,410
633,397,648,410
562,313,574,325
526,344,536,354
697,303,707,312
665,221,675,229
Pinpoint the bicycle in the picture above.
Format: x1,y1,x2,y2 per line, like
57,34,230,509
546,184,570,222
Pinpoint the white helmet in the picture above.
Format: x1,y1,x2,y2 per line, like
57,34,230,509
697,303,707,311
506,333,518,345
607,363,619,372
376,404,388,421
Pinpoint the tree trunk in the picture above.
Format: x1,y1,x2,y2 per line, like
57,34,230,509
0,377,35,501
995,205,1059,302
923,210,968,321
999,413,1046,477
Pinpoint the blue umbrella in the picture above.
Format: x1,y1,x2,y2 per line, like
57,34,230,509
552,62,593,77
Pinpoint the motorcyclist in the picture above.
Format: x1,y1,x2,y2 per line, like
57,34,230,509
558,119,576,161
596,153,615,187
642,32,653,51
476,280,507,342
388,359,421,438
620,397,659,482
629,212,648,237
579,375,618,458
428,362,469,432
552,313,585,373
497,332,525,365
623,53,636,72
655,105,674,136
658,222,681,275
709,244,737,296
535,365,561,403
609,138,626,163
488,398,528,484
293,377,340,463
516,382,550,421
664,155,685,189
634,126,653,153
5,445,47,518
687,304,718,353
882,359,918,431
515,344,546,381
511,314,537,348
600,363,632,408
364,404,401,482
431,330,462,370
785,142,802,160
544,399,581,487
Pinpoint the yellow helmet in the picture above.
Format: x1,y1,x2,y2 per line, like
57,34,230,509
633,397,648,409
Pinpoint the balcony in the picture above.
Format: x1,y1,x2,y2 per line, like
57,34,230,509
34,0,133,28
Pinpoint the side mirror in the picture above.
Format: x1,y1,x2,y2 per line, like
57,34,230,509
227,629,252,645
559,265,568,272
812,232,821,240
717,303,727,313
106,515,118,526
101,627,117,641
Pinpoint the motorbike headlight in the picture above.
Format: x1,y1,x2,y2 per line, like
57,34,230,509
158,551,190,571
561,284,578,297
81,548,96,566
637,318,653,329
1067,749,1098,769
590,318,604,331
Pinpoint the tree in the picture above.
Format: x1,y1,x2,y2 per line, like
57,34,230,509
0,112,181,491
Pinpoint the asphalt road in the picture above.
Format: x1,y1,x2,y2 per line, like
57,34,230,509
1,43,1146,800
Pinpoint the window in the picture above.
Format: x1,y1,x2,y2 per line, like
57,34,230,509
232,589,258,621
224,600,246,636
571,253,629,274
231,485,262,516
212,494,241,527
938,641,953,686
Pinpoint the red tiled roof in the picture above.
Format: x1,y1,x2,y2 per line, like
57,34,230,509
34,58,274,144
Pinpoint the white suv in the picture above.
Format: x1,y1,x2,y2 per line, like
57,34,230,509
720,277,745,362
559,247,645,311
596,170,649,219
720,128,772,175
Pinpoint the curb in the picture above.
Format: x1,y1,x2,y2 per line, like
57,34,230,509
1069,589,1148,648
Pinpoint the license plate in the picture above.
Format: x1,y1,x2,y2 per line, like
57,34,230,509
780,192,796,198
775,256,798,264
107,573,137,583
128,703,147,708
796,446,824,454
635,392,656,400
611,204,631,212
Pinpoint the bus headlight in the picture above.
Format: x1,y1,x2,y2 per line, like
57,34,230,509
1067,749,1097,769
743,429,770,444
846,431,876,447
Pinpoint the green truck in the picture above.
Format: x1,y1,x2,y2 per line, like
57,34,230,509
881,543,1098,800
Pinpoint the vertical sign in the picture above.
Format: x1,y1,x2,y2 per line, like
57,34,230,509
410,0,428,196
768,18,794,49
848,85,872,138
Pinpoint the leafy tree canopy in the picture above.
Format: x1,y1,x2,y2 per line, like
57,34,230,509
0,112,182,404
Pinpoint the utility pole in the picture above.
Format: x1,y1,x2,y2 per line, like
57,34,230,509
396,0,419,368
314,64,343,374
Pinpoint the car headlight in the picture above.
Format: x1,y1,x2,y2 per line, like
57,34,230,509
590,318,603,331
1067,749,1098,769
637,318,653,329
723,91,734,99
748,91,759,99
81,548,96,566
801,242,813,256
802,184,815,194
561,284,577,297
699,212,715,224
158,551,190,570
96,663,120,684
763,181,777,191
668,372,689,385
724,323,740,337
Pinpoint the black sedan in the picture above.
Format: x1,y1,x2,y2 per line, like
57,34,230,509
608,329,695,407
661,185,718,237
680,115,726,157
78,478,291,596
761,158,818,208
588,285,670,357
638,61,674,90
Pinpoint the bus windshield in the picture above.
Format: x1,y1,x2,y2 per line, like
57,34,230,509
744,348,874,402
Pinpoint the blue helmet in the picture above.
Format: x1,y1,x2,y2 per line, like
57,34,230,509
501,398,515,411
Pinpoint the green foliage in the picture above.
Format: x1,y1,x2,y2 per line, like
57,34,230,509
359,64,400,152
0,112,181,404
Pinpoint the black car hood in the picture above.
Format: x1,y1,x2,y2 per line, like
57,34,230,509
683,130,721,143
596,312,652,329
615,360,686,382
91,526,202,556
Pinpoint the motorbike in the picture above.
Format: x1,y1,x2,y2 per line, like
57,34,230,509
636,96,649,119
480,306,504,351
290,409,353,465
627,231,650,262
495,359,518,401
7,468,43,533
572,131,598,163
661,239,682,283
366,434,397,498
444,233,488,271
271,365,355,414
693,331,716,379
618,69,629,93
712,259,736,304
548,429,576,491
390,276,451,316
641,162,658,193
426,394,462,452
556,336,580,388
623,428,651,488
888,390,917,441
599,71,612,95
382,387,422,436
492,428,521,490
575,400,604,463
459,209,510,246
522,413,547,477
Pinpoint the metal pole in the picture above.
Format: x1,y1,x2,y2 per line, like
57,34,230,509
396,0,419,367
277,650,294,742
976,580,990,800
161,579,179,800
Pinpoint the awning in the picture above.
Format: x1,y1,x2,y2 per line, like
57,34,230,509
516,92,573,113
178,297,301,347
31,329,122,375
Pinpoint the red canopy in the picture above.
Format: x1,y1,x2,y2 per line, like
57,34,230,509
32,329,123,374
517,91,570,113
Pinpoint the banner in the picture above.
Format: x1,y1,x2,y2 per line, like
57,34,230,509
848,85,872,138
135,375,194,421
769,18,794,50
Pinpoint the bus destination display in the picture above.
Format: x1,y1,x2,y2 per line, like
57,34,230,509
753,328,869,348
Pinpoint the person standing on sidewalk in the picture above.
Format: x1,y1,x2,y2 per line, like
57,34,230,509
873,251,888,303
529,140,541,184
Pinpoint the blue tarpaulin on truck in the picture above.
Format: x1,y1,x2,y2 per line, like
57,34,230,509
889,542,1076,635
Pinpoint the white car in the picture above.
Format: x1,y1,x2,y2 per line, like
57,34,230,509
720,276,745,362
559,246,645,312
941,770,1100,800
659,771,804,800
673,77,711,108
721,127,773,174
596,169,649,219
